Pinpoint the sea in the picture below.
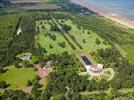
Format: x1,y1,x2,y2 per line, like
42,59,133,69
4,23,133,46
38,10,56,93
89,0,134,20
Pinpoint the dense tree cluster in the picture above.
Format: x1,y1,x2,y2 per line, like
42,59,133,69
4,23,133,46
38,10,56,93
0,16,36,67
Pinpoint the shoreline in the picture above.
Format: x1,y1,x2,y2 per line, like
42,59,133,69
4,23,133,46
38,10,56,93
71,0,134,29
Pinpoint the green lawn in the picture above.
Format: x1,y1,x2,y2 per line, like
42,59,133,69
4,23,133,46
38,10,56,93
0,67,36,89
59,19,110,52
121,44,134,61
36,19,110,54
36,20,73,55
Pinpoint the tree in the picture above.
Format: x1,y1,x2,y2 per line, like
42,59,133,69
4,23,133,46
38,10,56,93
49,44,53,49
62,24,71,32
95,38,101,45
58,41,66,48
41,25,45,29
0,81,7,88
82,39,86,43
87,31,91,34
48,34,56,41
27,80,32,86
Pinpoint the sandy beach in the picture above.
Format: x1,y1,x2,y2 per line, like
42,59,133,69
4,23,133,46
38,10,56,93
71,0,134,29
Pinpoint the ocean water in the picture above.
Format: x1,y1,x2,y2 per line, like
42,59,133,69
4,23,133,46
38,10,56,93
89,0,134,20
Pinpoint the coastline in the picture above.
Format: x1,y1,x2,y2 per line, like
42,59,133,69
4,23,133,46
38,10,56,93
71,0,134,29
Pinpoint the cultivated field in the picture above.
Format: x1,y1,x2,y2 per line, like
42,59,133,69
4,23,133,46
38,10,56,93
10,0,44,4
22,4,60,10
10,0,60,10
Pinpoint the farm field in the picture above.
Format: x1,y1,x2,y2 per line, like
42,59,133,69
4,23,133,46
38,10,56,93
59,19,110,52
10,0,60,10
10,0,44,4
10,0,59,4
22,4,60,10
0,66,36,89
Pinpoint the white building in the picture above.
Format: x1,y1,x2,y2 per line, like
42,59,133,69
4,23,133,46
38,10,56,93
80,56,103,76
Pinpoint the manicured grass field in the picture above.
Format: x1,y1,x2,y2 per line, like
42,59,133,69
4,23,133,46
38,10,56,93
0,66,36,89
36,20,73,55
121,44,134,61
36,19,110,55
59,19,110,52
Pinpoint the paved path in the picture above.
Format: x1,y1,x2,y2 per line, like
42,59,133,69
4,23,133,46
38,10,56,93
34,64,52,85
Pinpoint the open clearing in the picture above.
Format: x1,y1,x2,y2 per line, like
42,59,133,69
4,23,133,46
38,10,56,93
0,66,36,89
121,44,134,61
